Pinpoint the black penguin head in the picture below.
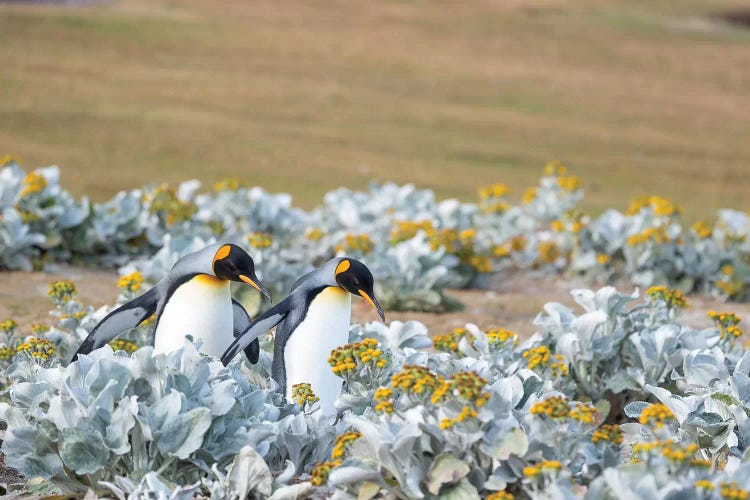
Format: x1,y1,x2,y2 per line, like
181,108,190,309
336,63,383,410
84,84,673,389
334,258,385,321
212,244,271,301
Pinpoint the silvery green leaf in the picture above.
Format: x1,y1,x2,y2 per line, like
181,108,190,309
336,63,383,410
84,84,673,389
624,401,650,419
435,478,480,500
222,445,273,498
2,426,64,479
268,482,315,500
426,454,470,495
480,427,528,460
328,466,382,487
58,427,110,475
157,407,212,459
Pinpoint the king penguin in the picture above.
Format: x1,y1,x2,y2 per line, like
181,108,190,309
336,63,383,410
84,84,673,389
221,257,385,415
73,243,271,361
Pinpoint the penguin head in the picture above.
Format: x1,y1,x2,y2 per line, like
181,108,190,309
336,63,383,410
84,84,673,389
212,244,272,301
334,258,385,321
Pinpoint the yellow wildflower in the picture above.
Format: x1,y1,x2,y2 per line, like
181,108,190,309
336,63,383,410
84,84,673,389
0,319,18,334
544,161,567,177
570,402,597,424
341,233,373,254
692,221,713,239
310,460,342,486
557,176,582,192
291,382,320,409
720,483,748,500
19,172,47,197
16,337,55,362
31,323,50,335
523,345,551,370
522,187,536,205
331,431,362,459
109,339,138,353
530,396,570,420
48,280,77,304
486,328,519,349
538,241,560,264
247,232,273,249
646,286,687,309
639,403,674,429
694,480,714,491
213,177,247,192
305,228,325,241
597,253,610,265
485,492,514,500
117,271,144,293
592,424,623,445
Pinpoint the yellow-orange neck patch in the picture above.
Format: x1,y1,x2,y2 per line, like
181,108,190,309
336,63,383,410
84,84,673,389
194,274,228,287
213,245,231,264
335,259,351,276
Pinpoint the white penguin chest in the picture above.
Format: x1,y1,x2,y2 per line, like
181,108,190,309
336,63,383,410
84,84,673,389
155,275,233,358
284,287,351,414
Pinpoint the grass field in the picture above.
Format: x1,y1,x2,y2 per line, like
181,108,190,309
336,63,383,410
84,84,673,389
1,0,749,219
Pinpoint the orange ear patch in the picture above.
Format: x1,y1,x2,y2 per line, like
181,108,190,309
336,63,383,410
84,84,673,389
214,244,231,263
335,259,351,275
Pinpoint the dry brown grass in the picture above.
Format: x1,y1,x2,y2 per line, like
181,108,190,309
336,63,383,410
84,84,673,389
1,0,749,218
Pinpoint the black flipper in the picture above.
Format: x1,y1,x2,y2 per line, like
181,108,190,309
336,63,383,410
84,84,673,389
72,287,159,362
232,299,260,364
221,299,290,366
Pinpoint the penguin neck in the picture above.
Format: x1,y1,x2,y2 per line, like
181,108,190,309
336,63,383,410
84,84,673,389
283,286,351,415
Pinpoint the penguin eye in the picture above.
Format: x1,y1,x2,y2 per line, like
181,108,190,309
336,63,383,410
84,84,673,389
353,277,360,286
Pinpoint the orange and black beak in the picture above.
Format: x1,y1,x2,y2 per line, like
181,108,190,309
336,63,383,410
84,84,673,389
358,289,385,321
240,273,272,301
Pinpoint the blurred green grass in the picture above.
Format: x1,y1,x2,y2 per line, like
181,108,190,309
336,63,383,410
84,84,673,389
1,0,749,219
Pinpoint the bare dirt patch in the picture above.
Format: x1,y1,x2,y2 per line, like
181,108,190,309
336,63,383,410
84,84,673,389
3,267,747,340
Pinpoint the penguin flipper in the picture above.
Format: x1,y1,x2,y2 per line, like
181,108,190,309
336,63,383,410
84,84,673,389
72,287,159,362
221,299,290,366
232,299,260,364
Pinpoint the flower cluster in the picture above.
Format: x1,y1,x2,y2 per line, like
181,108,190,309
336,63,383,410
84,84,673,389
639,403,674,429
486,327,519,349
530,396,572,420
390,220,434,245
431,370,489,406
709,311,743,340
433,327,470,353
523,460,563,479
109,339,139,353
19,171,48,198
48,280,77,304
485,492,514,500
0,319,18,335
147,184,198,226
373,386,395,414
591,424,623,445
569,402,597,424
290,383,320,411
391,365,444,401
117,271,144,294
337,233,373,254
329,338,389,379
478,183,510,213
720,482,749,500
331,431,362,459
213,177,248,192
523,344,570,377
645,286,687,309
16,336,55,362
247,231,273,249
